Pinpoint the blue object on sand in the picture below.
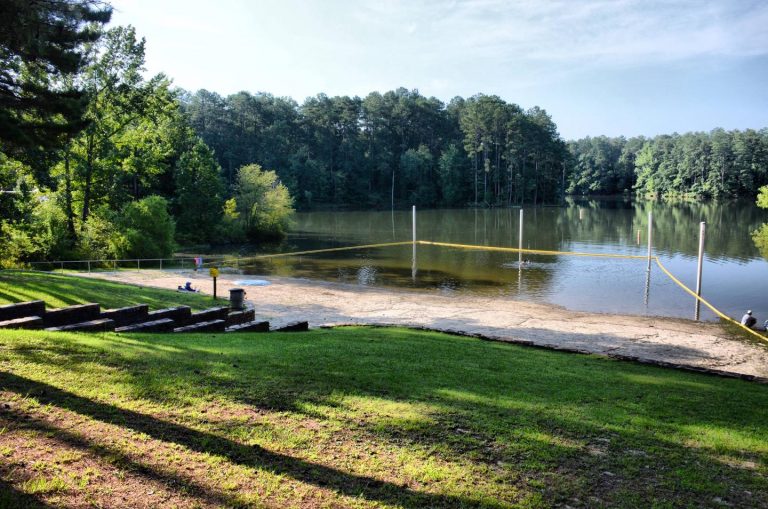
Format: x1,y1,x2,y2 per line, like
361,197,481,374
233,279,271,286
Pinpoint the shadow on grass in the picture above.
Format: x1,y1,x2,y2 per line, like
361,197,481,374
0,479,55,509
0,371,505,508
213,297,753,368
0,271,212,310
2,327,768,507
3,412,249,508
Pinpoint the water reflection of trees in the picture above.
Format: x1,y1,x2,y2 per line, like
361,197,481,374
751,225,768,260
227,201,768,293
416,200,767,261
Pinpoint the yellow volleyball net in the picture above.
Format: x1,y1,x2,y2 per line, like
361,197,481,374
203,239,766,343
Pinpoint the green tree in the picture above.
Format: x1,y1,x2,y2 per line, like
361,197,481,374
0,0,111,154
752,185,768,260
173,139,224,243
120,195,175,258
67,25,178,225
438,144,468,206
78,208,126,260
0,188,72,266
234,164,294,239
756,185,768,209
400,145,436,206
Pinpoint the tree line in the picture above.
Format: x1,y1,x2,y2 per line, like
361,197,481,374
183,90,768,208
183,90,567,209
567,129,768,199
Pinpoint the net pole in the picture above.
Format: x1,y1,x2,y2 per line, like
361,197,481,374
412,205,417,280
518,209,524,265
695,221,706,321
646,211,653,271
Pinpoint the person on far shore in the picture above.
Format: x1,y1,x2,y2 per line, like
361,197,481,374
741,310,757,328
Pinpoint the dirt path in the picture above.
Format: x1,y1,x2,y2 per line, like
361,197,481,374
78,269,768,379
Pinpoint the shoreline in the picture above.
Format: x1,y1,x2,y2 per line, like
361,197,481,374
77,269,768,379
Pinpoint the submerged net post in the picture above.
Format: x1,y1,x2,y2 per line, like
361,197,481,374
695,221,706,320
646,211,653,271
518,209,524,264
412,205,417,280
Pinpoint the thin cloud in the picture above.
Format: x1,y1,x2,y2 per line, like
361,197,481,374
354,0,768,65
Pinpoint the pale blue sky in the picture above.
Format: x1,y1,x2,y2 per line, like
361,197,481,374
109,0,768,140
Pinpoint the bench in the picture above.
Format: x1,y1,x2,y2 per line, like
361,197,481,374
173,319,226,333
225,309,255,327
115,318,175,333
273,321,309,332
225,320,270,333
0,300,45,321
100,304,149,326
46,318,115,332
43,303,100,328
188,307,230,325
147,306,191,325
0,316,43,330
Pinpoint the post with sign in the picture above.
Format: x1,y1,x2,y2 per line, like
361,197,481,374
209,267,220,300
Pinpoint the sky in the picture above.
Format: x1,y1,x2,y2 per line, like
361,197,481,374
108,0,768,140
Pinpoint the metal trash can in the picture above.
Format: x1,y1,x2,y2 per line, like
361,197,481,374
229,288,246,310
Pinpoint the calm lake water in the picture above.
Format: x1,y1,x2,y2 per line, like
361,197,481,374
220,199,768,322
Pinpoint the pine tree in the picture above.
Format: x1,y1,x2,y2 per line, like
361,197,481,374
0,0,112,153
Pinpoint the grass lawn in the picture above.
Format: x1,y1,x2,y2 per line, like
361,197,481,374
0,271,766,508
0,328,766,508
0,270,216,311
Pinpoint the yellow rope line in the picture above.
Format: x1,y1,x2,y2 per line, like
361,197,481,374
654,257,768,342
202,241,414,266
416,240,648,259
200,238,767,342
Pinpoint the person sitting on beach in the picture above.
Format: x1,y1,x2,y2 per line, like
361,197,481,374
178,281,198,292
741,310,757,328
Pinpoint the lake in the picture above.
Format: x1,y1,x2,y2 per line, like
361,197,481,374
219,198,768,322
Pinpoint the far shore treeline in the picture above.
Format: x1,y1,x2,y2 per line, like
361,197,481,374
185,91,768,208
1,1,767,267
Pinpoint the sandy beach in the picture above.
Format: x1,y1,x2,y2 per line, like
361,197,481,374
78,269,768,379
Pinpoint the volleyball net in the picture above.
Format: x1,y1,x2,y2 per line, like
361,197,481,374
202,239,766,343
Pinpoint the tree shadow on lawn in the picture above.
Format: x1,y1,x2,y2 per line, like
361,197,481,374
3,327,768,506
0,370,506,508
137,328,768,506
0,287,52,307
0,272,210,310
1,410,253,508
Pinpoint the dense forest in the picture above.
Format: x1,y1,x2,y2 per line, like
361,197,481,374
2,1,767,266
184,89,768,208
567,129,768,199
182,90,566,209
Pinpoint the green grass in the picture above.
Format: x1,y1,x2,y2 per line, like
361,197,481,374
0,270,216,310
0,272,766,507
0,327,766,508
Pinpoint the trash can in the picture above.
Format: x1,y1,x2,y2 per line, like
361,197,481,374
229,288,246,310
